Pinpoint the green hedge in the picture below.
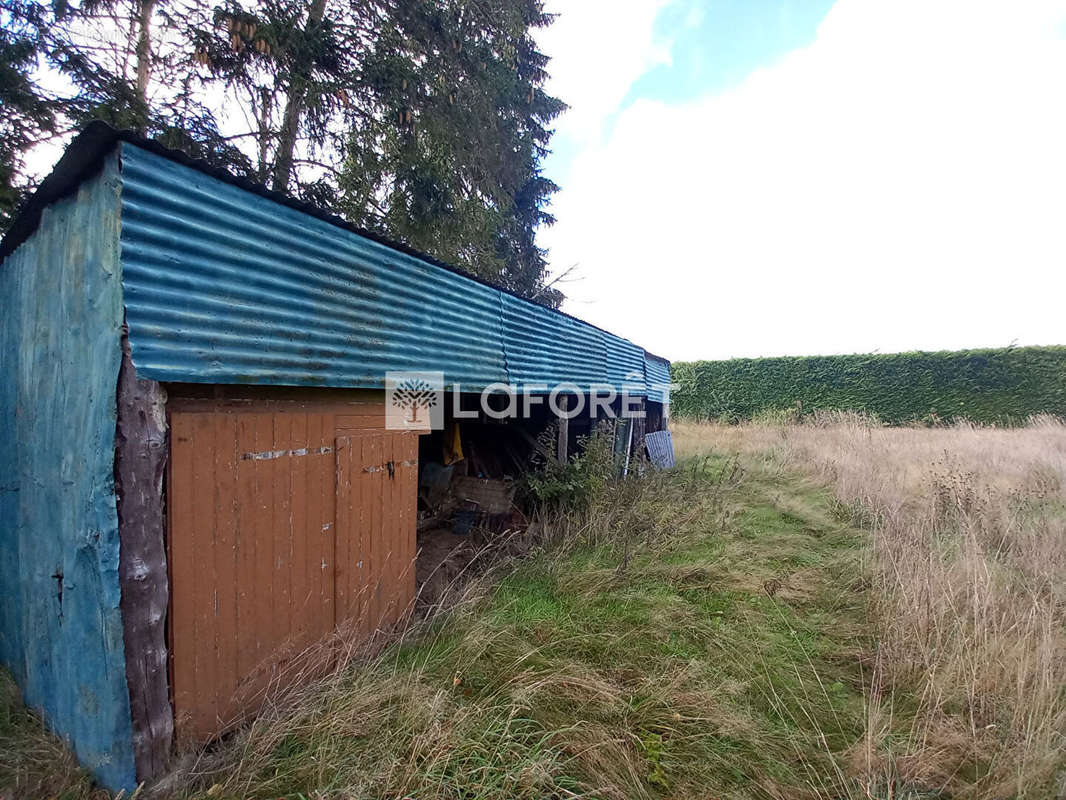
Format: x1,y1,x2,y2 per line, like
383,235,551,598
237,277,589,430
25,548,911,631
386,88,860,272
671,346,1066,425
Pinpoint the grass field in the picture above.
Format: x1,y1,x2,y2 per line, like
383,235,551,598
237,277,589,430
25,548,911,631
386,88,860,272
3,417,1064,798
675,414,1066,798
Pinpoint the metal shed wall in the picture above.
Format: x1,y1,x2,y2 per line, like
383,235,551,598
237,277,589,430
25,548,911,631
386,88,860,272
500,293,608,390
120,144,507,389
645,353,672,405
0,154,137,790
605,333,648,393
118,143,658,395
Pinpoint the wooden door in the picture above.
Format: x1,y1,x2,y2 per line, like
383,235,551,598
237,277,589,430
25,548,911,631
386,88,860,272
168,409,336,741
334,433,419,636
168,409,419,742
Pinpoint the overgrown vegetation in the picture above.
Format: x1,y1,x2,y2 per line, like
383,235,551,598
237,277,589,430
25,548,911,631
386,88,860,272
672,346,1066,424
676,415,1066,797
523,422,622,511
168,455,869,800
1,433,875,799
0,667,102,799
6,419,1063,798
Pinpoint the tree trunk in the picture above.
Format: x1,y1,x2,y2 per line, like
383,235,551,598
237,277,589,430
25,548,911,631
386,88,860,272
134,0,156,130
271,0,327,192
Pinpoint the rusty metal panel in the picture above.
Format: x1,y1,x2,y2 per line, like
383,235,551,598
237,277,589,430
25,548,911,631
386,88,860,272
168,407,337,741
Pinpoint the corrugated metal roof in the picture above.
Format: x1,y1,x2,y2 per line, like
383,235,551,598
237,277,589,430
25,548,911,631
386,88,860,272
120,144,507,388
605,332,648,395
500,293,608,390
1,123,671,394
119,143,669,393
644,352,672,404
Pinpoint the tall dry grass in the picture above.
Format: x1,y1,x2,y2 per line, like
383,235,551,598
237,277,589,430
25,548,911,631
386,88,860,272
673,414,1066,798
163,466,747,800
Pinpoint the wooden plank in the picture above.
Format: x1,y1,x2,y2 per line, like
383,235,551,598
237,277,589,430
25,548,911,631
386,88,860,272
168,412,196,742
363,434,382,635
319,419,336,630
306,414,332,636
397,434,419,623
388,435,402,622
333,435,352,623
335,412,387,431
213,412,238,726
190,412,218,737
378,434,395,628
289,413,309,650
234,413,259,685
271,412,293,659
251,412,275,683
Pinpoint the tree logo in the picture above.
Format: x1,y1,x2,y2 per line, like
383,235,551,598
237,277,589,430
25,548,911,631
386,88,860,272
385,371,444,430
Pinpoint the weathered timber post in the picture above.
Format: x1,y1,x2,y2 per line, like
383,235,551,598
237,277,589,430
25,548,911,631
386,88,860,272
114,330,172,780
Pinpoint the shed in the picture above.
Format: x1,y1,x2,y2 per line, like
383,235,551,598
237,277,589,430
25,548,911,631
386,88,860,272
0,123,671,790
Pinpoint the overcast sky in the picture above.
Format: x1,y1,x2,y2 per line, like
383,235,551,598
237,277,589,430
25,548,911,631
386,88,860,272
536,0,1066,361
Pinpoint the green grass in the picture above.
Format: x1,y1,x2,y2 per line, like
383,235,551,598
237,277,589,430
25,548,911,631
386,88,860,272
1,454,875,799
0,667,102,800
179,455,872,800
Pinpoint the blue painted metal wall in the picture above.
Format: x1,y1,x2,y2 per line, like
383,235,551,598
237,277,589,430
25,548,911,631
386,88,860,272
605,332,647,393
119,144,660,395
645,353,672,405
0,154,136,790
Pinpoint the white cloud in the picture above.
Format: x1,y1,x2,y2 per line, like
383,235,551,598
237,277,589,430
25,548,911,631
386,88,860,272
537,0,676,146
542,0,1066,361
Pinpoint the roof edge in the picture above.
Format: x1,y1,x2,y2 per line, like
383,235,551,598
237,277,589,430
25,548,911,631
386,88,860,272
1,122,670,360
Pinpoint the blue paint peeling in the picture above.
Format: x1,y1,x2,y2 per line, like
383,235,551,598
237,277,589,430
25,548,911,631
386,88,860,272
0,154,137,791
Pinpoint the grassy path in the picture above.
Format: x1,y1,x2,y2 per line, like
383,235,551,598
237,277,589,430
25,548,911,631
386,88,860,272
184,455,871,800
2,455,873,799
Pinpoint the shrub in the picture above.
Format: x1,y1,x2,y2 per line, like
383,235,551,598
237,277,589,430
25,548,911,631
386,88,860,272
671,345,1066,425
524,423,623,512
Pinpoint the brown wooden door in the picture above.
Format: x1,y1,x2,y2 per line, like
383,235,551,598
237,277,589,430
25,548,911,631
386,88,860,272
334,433,419,636
169,409,337,740
168,409,418,742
